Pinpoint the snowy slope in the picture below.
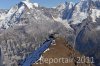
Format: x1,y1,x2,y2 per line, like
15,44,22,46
91,9,100,22
59,2,75,20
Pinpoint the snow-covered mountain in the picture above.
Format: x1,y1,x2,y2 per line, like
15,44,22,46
56,0,100,66
57,0,100,24
0,0,100,66
0,0,71,30
0,1,74,66
0,1,39,29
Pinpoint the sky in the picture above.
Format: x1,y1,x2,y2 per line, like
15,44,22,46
0,0,79,9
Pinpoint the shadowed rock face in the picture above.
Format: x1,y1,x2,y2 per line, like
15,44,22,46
75,17,100,66
32,37,94,66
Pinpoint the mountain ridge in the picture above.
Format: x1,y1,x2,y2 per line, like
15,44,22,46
0,0,100,66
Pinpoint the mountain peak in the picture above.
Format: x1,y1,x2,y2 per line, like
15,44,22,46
0,0,40,29
0,0,34,29
33,3,39,7
22,1,33,9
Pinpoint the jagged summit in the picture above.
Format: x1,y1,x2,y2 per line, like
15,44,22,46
57,0,100,24
0,0,39,29
23,0,39,7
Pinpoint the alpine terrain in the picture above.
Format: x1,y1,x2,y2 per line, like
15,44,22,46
0,0,100,66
